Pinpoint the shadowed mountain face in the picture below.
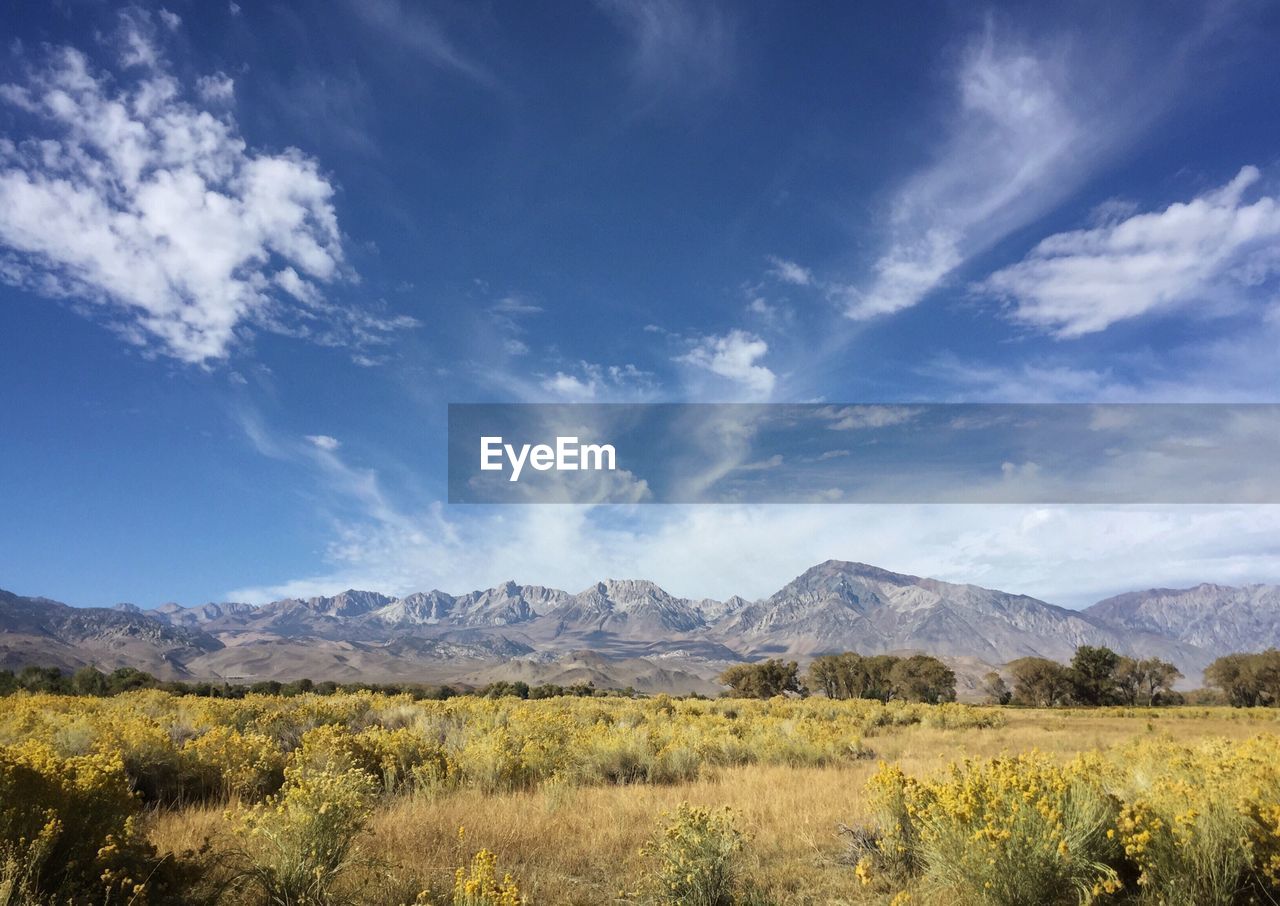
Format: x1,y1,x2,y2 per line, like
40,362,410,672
0,588,222,675
1,561,1275,691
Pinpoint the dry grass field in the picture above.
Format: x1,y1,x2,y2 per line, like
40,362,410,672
4,692,1280,904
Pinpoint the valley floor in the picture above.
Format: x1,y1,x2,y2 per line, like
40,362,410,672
143,708,1280,905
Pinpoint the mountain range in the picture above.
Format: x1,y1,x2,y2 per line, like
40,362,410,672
3,561,1277,696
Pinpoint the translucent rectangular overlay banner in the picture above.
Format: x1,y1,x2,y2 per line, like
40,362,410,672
447,404,1280,504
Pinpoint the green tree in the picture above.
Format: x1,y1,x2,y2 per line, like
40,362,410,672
1205,650,1280,707
806,653,899,701
1070,645,1120,706
1008,657,1073,707
1205,654,1258,706
719,659,803,698
71,665,109,696
888,654,957,703
17,666,68,693
106,666,157,693
982,670,1012,705
1138,658,1180,704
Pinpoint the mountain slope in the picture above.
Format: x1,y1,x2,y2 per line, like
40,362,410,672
717,560,1198,666
0,588,222,676
1086,583,1280,656
3,564,1275,691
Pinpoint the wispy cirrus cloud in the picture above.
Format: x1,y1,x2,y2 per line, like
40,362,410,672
766,255,813,287
0,11,414,364
983,166,1280,337
596,0,736,95
839,28,1094,321
344,0,498,89
834,10,1239,325
818,405,920,430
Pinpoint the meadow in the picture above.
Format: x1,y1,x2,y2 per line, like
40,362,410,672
2,690,1280,905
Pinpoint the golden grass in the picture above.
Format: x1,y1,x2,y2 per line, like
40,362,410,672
144,709,1280,905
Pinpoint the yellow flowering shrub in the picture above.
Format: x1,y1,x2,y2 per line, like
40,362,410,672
642,803,752,906
863,735,1280,905
0,690,1004,805
183,725,285,801
234,758,379,905
0,740,157,902
450,848,524,906
1110,734,1280,905
866,753,1121,905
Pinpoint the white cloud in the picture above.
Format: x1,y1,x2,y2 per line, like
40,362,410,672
540,362,655,401
766,255,813,286
819,405,920,430
678,329,775,397
983,166,1280,337
306,434,341,451
0,25,406,364
833,10,1234,326
736,453,783,471
158,9,182,30
226,499,1280,612
227,409,1280,612
196,73,235,104
542,372,597,400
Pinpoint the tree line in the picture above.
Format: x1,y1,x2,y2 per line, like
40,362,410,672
994,646,1184,707
719,653,958,703
0,665,628,700
716,646,1280,708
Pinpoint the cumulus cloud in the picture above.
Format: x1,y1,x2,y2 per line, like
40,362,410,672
195,73,235,104
983,166,1280,337
540,362,655,401
678,329,775,397
226,410,1280,610
0,19,409,364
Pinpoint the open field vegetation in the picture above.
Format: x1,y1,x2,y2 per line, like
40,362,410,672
2,685,1280,904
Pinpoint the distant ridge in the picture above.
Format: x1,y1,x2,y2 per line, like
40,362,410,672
3,562,1277,693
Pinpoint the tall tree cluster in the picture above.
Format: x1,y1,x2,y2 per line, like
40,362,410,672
719,652,957,702
1204,650,1280,706
1005,646,1183,707
718,659,804,699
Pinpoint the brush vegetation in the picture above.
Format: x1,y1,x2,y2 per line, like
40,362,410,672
0,689,1279,904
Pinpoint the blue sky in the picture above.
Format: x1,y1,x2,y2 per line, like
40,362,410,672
2,1,1279,609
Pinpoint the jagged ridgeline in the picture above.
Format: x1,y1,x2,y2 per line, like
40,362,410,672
3,562,1278,692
